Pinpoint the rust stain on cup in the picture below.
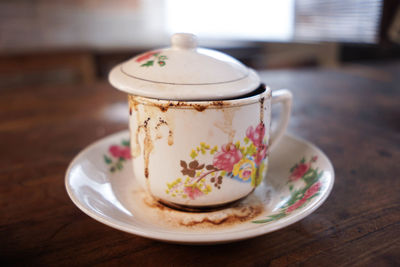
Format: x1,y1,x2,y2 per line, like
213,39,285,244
128,95,234,185
214,108,236,144
259,97,265,123
128,96,178,187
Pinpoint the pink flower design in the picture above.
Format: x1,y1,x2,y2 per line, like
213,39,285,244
255,144,268,165
135,51,159,63
312,156,318,162
184,186,203,200
213,144,242,172
286,197,307,213
286,182,321,213
109,145,131,159
290,163,310,181
242,170,252,179
304,181,321,199
246,123,265,147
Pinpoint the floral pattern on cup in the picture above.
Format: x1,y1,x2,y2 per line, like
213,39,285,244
104,140,131,173
252,156,323,223
135,51,168,67
165,123,268,200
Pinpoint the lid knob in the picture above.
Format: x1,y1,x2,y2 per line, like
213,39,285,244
171,33,197,50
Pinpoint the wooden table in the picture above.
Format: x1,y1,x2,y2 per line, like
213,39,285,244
1,61,399,266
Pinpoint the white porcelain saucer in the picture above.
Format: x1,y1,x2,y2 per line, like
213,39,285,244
65,130,334,245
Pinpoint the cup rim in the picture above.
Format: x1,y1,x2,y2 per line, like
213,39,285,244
128,84,271,110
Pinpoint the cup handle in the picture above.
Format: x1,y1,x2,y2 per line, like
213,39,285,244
269,89,293,150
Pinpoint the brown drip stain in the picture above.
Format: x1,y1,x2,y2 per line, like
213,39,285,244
164,110,175,146
128,96,176,187
259,97,265,123
128,95,237,199
155,117,168,129
128,97,142,157
192,104,207,112
142,116,153,179
156,104,170,112
168,130,174,145
130,97,231,113
140,114,154,195
132,110,142,157
128,95,140,111
212,100,225,107
214,108,236,143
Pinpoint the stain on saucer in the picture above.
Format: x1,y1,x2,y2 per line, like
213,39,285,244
133,189,265,229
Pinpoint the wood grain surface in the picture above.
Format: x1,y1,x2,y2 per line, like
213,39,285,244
1,61,399,266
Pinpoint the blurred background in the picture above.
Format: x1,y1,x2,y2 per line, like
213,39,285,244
0,0,399,89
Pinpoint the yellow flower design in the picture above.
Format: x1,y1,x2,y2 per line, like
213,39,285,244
233,158,256,181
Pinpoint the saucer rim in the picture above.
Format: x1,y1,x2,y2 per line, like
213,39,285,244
65,130,334,244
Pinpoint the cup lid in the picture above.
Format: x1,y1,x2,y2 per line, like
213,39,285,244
109,33,260,100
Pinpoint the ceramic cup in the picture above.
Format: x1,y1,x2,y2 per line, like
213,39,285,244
128,85,292,209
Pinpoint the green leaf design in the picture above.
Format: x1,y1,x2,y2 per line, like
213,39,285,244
190,149,198,159
303,169,319,186
244,144,257,157
289,163,297,173
139,53,168,67
235,141,241,149
252,212,287,223
283,189,305,208
121,140,130,147
252,162,265,187
104,155,112,164
252,155,324,224
141,60,154,67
